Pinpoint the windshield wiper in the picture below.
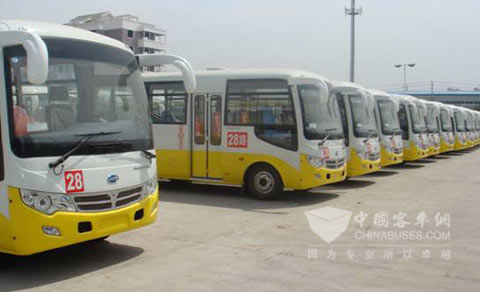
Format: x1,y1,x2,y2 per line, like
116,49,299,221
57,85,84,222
48,131,122,169
318,134,330,146
88,141,156,161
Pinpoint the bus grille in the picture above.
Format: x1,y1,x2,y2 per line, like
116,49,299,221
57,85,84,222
393,148,403,154
325,158,345,169
368,152,380,161
72,186,144,212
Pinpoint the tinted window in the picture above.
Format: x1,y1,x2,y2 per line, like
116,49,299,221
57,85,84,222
147,82,187,124
398,104,409,140
210,96,222,146
226,79,297,151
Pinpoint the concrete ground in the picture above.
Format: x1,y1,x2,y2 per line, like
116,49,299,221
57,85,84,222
1,148,479,292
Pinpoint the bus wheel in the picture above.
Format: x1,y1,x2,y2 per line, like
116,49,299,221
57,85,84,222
247,165,283,200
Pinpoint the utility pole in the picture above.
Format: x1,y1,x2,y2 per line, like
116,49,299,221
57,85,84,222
345,0,362,82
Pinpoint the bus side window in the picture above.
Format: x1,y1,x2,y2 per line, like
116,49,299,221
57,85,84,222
336,94,349,146
210,96,222,146
398,104,409,140
225,79,298,151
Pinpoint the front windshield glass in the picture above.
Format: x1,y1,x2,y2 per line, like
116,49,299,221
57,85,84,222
4,38,152,158
440,109,452,132
466,114,474,131
348,93,377,138
426,107,439,133
454,111,465,132
377,100,400,135
409,105,426,133
298,84,344,140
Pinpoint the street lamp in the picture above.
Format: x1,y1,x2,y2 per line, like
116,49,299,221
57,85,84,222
394,63,416,91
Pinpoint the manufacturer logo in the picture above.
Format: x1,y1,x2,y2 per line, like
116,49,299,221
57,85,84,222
305,207,352,244
107,174,119,184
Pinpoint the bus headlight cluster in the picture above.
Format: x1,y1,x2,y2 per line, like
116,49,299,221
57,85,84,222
307,155,324,169
20,189,77,215
143,177,158,196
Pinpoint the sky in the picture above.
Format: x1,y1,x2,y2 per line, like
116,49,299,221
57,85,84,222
1,0,480,90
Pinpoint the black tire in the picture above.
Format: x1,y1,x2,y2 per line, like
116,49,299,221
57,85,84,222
246,164,283,200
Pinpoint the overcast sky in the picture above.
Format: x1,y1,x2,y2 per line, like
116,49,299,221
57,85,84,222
1,0,480,89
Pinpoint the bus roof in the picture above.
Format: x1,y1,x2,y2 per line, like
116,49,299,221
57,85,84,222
0,19,131,52
143,68,329,83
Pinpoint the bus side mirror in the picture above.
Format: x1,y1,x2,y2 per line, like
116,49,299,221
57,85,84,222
0,30,49,84
137,53,197,93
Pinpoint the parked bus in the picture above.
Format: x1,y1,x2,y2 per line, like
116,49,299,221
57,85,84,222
143,69,347,199
476,112,480,146
464,109,476,148
425,101,441,156
391,95,429,161
438,103,455,153
370,89,403,166
0,20,196,255
451,105,467,150
331,81,381,177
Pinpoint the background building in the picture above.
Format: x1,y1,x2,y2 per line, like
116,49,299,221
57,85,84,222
67,12,166,72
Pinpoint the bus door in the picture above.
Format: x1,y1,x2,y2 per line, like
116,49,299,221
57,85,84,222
192,94,223,179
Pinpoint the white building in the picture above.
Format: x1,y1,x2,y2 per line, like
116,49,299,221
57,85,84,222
67,12,166,71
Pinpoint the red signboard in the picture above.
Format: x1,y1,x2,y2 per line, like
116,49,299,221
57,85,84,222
322,147,330,160
227,132,248,148
65,170,85,193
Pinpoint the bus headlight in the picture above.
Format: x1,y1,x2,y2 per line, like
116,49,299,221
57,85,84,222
143,177,158,195
20,189,76,215
307,155,324,168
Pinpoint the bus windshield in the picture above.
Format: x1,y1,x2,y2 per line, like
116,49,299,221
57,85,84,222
409,105,426,133
466,114,474,131
454,112,465,132
348,93,377,137
298,84,344,140
377,100,401,135
426,108,439,133
440,110,452,132
5,38,152,158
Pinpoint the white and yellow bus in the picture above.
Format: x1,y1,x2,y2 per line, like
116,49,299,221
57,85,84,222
391,95,429,161
438,103,455,153
331,81,381,177
0,20,195,255
451,105,467,150
464,109,477,148
475,112,480,145
370,89,403,167
143,69,347,199
425,101,441,156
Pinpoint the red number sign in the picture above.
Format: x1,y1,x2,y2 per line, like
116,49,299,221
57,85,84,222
227,132,248,148
65,170,85,193
366,143,372,153
322,147,330,160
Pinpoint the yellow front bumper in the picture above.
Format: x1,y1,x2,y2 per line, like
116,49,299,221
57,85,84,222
454,139,467,151
439,140,454,153
299,154,347,189
428,146,441,156
380,146,403,167
347,150,381,177
0,186,159,255
403,142,429,161
466,140,475,148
